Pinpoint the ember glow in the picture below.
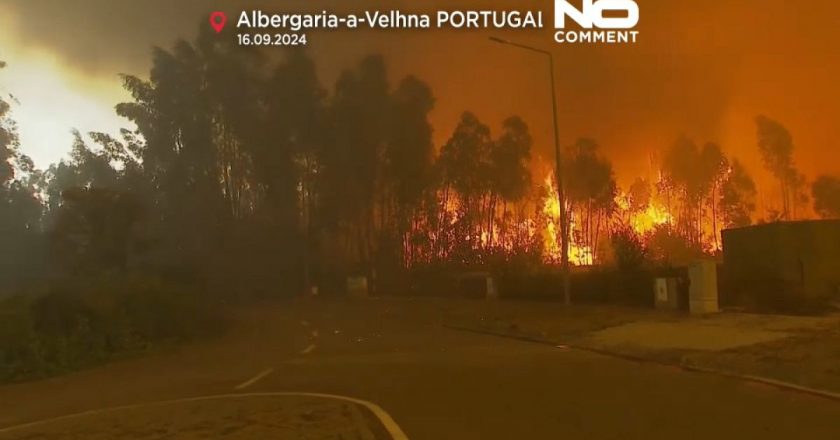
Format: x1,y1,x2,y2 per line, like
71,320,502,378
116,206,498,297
403,160,748,269
541,172,593,266
616,193,672,236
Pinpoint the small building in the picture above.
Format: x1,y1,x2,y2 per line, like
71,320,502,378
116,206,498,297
721,220,840,303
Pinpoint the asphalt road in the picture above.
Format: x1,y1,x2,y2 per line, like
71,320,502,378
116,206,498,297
1,299,839,439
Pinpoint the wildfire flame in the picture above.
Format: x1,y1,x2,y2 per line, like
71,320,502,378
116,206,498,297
541,173,594,266
614,192,673,235
410,170,724,268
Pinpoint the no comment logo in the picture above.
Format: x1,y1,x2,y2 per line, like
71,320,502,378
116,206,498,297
554,0,640,44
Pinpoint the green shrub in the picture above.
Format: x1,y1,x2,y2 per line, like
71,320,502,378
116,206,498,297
0,273,221,383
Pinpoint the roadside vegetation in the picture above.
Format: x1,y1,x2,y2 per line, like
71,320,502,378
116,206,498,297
0,274,220,382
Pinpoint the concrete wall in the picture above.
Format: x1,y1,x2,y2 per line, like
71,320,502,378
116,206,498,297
721,220,840,300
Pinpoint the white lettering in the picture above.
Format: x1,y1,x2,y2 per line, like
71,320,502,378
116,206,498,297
555,0,639,29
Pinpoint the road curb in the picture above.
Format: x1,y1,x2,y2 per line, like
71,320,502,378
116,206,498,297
0,392,410,439
444,324,840,403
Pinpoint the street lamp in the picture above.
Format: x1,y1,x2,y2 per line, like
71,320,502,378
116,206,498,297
489,36,571,305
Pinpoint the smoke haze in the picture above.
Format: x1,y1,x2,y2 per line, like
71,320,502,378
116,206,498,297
2,0,839,192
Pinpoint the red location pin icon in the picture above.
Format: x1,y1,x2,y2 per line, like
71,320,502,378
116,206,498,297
210,12,227,33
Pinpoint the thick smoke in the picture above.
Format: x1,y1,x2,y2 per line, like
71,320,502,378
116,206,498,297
2,0,839,185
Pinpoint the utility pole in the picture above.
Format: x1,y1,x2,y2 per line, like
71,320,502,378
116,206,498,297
489,37,571,304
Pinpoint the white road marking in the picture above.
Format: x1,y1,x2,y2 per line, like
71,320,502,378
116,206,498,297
0,392,409,440
234,368,274,390
300,343,317,355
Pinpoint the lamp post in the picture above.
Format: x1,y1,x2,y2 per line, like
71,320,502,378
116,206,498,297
489,36,571,305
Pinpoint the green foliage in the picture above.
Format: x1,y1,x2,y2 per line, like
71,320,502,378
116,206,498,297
50,187,147,274
0,274,220,382
1,63,46,287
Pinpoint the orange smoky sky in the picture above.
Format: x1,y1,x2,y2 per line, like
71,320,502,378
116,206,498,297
2,0,839,200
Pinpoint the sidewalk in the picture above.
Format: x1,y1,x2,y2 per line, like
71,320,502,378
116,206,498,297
680,319,840,394
577,312,836,351
448,302,840,395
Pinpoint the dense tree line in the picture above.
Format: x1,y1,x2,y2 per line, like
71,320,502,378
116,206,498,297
0,61,45,288
2,29,837,296
0,31,537,293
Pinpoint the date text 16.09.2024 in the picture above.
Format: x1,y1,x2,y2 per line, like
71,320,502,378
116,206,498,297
237,34,308,46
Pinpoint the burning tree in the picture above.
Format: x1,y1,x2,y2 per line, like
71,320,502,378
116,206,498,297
413,112,538,267
487,116,533,249
660,137,729,251
564,138,617,264
718,160,757,229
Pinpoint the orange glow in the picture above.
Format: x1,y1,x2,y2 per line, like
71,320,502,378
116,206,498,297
614,191,672,235
541,173,594,266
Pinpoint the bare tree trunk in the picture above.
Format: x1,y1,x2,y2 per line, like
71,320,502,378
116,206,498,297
438,187,449,260
587,200,593,254
713,182,721,248
780,177,789,221
502,200,509,249
489,195,498,250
